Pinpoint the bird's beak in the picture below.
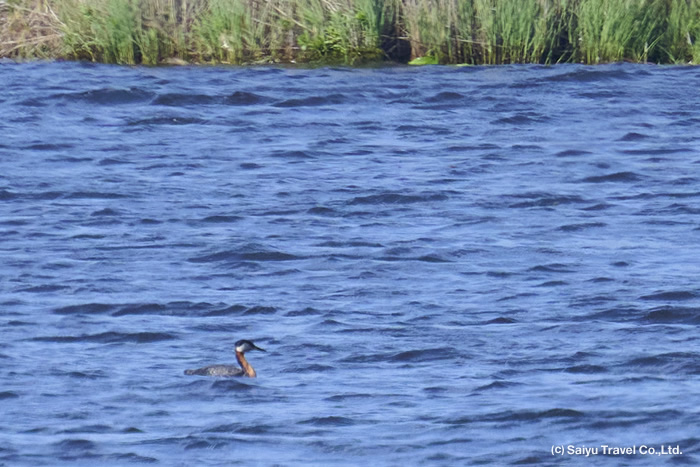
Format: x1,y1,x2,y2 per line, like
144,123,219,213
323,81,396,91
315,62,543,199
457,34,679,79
253,344,266,352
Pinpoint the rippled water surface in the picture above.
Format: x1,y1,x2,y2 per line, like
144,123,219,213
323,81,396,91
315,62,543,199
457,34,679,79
1,62,700,465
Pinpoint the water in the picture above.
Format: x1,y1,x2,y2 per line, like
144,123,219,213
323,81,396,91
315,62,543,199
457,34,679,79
1,61,699,466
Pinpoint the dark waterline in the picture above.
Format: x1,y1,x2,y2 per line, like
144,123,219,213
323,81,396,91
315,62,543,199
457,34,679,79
1,62,700,465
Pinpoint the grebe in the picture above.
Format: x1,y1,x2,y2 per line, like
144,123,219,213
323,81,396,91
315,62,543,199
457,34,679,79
184,339,266,377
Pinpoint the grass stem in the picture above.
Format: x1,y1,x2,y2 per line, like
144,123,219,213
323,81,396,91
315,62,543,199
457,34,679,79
2,0,699,64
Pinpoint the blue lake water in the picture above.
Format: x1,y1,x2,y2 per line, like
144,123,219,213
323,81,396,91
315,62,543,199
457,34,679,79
1,61,699,465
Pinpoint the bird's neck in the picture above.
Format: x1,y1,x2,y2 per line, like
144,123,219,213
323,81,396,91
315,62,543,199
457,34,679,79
236,351,256,377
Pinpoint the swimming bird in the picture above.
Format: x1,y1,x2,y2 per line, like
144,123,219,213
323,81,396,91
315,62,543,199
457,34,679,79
184,339,266,377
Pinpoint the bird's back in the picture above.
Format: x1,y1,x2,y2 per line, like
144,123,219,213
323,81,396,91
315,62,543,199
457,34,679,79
184,364,244,377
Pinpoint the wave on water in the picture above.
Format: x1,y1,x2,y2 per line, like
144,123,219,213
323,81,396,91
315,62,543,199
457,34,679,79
188,247,301,264
32,331,176,343
52,301,284,318
273,94,347,108
52,88,155,104
544,67,636,83
644,307,700,324
348,192,449,205
582,171,643,183
641,291,697,301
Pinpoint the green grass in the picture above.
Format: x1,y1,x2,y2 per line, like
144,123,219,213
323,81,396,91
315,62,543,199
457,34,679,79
398,0,699,65
573,0,665,63
399,0,475,63
663,0,700,63
56,0,189,64
474,0,549,64
2,0,700,65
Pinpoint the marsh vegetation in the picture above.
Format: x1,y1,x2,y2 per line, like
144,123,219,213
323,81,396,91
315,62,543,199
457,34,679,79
2,0,699,65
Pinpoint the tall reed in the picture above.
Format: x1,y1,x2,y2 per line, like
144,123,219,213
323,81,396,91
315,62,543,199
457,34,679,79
573,0,665,63
474,0,545,64
191,0,253,63
400,0,475,63
292,0,386,63
56,0,190,64
2,0,700,64
663,0,700,63
399,0,572,64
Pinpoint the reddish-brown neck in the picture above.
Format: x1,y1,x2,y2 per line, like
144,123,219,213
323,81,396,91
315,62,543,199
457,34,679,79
236,351,256,377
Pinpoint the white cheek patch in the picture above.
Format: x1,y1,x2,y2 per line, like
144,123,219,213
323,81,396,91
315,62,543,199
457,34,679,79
235,345,244,352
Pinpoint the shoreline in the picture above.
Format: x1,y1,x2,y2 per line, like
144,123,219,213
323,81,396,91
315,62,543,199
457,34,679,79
2,0,699,66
